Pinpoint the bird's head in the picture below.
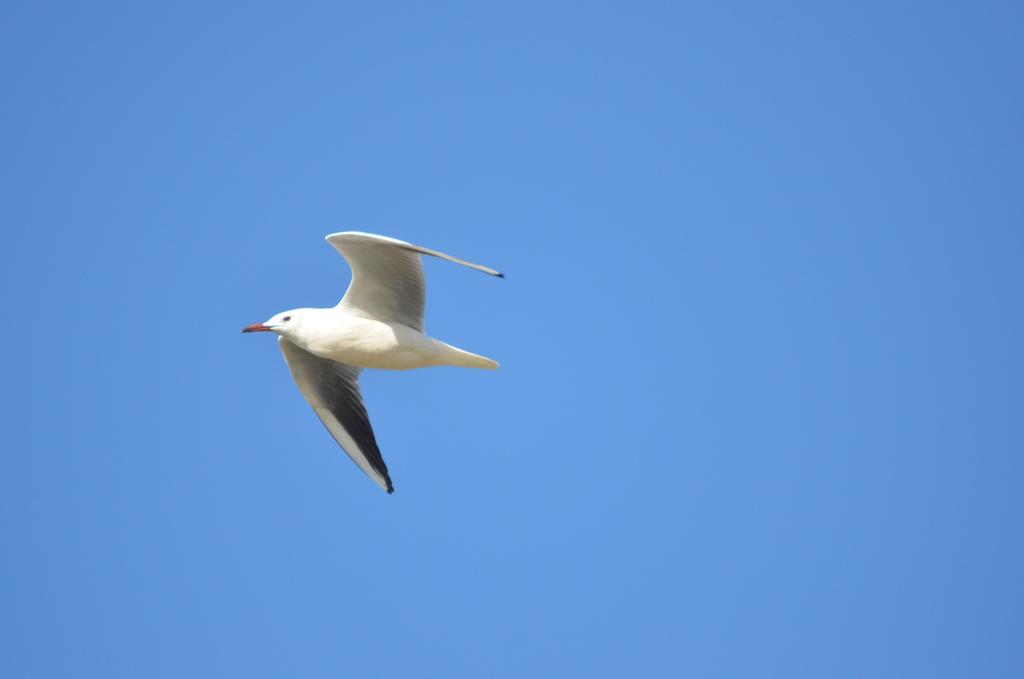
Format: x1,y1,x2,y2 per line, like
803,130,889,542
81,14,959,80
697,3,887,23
241,309,305,337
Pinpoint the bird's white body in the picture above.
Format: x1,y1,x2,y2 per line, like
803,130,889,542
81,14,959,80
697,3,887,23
284,307,497,371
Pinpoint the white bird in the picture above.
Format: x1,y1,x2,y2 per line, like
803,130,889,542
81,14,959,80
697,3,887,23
242,232,502,493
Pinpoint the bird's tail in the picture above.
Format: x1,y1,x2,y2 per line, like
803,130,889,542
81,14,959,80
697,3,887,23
432,341,499,369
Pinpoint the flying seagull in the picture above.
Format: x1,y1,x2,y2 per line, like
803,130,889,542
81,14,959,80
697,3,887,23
242,232,502,493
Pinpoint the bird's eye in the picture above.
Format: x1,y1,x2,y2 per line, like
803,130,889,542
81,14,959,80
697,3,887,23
282,316,291,322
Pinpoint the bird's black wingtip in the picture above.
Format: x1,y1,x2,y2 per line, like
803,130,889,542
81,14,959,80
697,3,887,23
496,271,505,279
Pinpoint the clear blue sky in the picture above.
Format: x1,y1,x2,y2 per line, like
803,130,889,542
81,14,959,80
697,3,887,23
3,2,1021,677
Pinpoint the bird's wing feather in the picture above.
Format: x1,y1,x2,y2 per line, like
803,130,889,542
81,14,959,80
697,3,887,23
325,231,503,332
278,337,393,493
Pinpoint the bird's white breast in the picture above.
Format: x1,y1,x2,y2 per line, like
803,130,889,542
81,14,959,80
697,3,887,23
292,312,438,370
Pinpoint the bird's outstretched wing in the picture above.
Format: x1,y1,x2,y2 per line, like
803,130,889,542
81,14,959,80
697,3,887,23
325,231,503,332
278,337,393,493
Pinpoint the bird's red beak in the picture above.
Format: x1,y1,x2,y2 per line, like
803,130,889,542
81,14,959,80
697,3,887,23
241,322,272,333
